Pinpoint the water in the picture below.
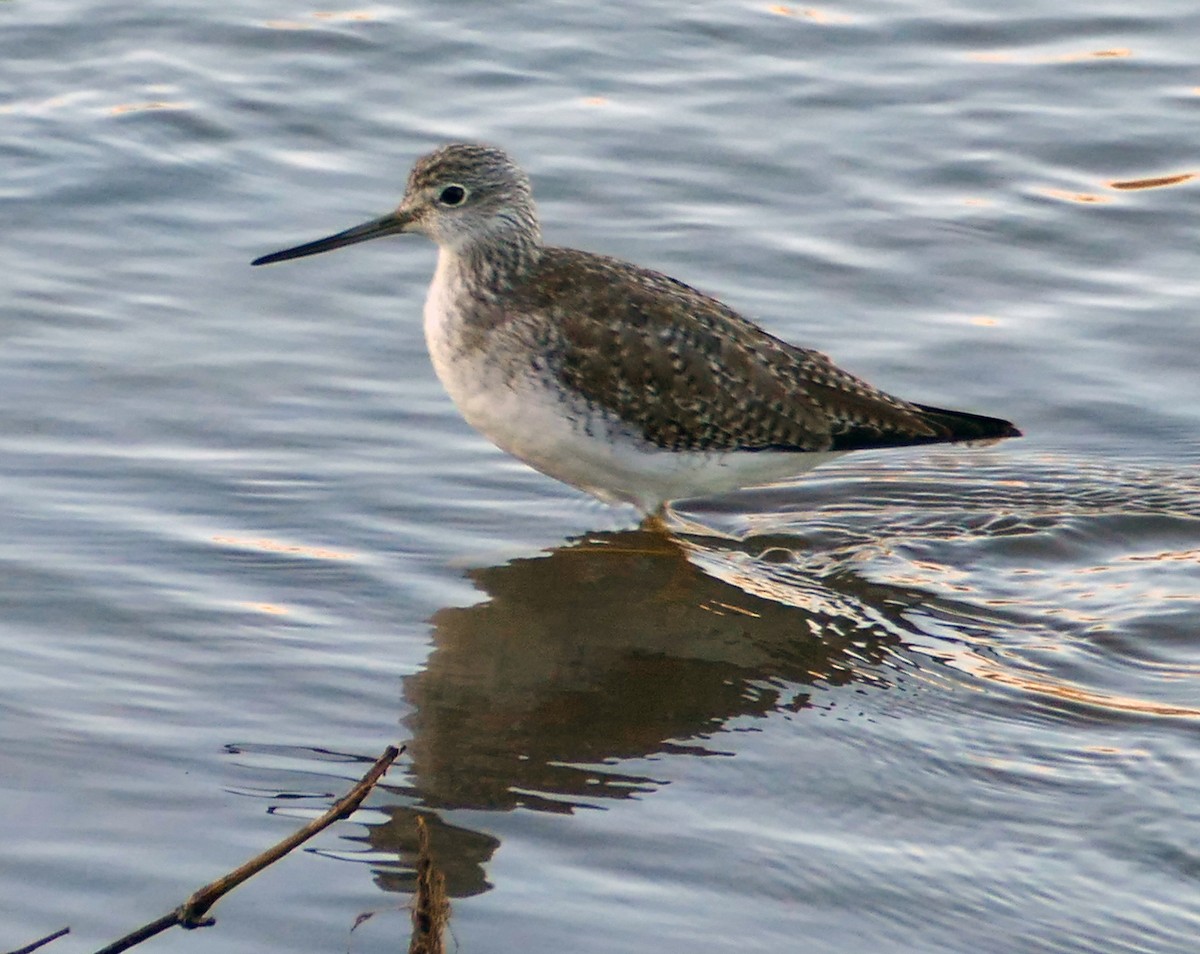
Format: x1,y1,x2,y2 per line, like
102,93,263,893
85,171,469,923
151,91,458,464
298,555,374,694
3,1,1199,951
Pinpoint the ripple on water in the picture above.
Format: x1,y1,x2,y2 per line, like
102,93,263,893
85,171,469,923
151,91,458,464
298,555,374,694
671,451,1200,726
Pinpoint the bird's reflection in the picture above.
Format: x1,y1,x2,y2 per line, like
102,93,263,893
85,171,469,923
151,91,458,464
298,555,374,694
399,526,916,813
354,522,961,895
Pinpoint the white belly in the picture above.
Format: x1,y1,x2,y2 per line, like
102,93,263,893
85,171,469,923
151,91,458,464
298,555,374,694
423,280,837,513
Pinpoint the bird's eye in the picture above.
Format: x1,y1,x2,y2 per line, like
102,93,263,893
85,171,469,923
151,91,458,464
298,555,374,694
438,185,468,206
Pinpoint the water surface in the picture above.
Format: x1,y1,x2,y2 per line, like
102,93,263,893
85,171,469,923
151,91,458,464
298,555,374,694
2,1,1199,952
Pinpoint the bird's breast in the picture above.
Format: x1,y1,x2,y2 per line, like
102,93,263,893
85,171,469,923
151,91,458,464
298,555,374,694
423,274,546,446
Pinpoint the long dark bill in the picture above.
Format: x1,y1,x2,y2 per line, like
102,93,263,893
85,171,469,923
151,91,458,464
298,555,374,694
251,212,409,266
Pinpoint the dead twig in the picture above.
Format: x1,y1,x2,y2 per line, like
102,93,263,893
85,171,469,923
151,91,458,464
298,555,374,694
94,744,402,954
4,927,70,954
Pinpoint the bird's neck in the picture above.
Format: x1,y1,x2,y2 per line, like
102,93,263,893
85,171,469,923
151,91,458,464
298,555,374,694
437,220,543,303
426,231,542,360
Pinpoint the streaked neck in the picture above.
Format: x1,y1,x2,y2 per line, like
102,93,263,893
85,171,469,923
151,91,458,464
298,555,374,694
437,224,543,301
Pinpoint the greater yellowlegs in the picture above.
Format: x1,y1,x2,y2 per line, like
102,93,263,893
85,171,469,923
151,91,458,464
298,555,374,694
253,143,1020,514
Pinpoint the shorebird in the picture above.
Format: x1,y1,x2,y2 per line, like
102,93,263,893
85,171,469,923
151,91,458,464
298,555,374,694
253,143,1020,515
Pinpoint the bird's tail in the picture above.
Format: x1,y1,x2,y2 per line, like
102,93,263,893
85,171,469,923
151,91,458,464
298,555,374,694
913,403,1022,442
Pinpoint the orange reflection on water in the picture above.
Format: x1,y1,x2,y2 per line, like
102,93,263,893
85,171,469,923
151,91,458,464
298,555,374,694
240,602,289,615
1109,172,1196,191
1062,48,1131,60
947,648,1200,719
266,11,374,28
1,93,90,115
969,48,1131,63
1083,745,1148,757
109,101,188,115
1039,188,1111,204
211,534,356,561
699,599,763,619
1122,547,1200,564
312,10,376,20
766,5,852,22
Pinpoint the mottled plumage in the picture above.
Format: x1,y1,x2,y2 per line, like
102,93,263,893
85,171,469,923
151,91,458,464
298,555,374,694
253,143,1020,512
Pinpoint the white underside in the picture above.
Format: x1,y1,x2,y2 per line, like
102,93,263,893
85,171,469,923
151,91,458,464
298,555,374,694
438,367,839,512
423,257,841,513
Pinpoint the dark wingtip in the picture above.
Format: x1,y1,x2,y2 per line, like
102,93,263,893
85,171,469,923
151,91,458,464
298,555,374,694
822,404,1021,453
913,403,1022,443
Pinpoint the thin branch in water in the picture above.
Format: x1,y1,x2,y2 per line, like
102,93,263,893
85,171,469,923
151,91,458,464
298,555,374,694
94,744,403,954
4,927,70,954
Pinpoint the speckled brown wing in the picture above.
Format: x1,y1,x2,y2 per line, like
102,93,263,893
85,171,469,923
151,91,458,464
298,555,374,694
510,247,971,453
